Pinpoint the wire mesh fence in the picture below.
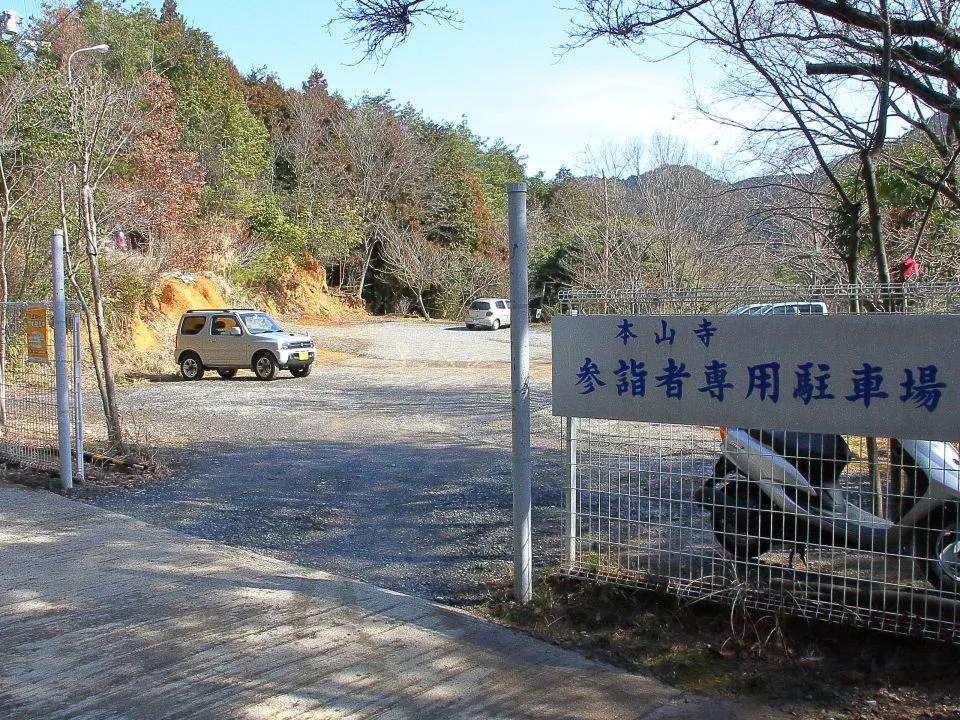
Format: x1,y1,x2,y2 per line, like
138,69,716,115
559,282,960,316
0,302,82,477
557,284,960,644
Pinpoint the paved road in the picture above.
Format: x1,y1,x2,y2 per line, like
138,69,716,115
80,319,561,605
4,481,791,720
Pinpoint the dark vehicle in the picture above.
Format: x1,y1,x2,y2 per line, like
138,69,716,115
696,427,960,592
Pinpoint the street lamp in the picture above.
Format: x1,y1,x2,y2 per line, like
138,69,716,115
66,44,109,84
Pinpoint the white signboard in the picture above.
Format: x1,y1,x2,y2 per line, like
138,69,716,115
552,314,960,442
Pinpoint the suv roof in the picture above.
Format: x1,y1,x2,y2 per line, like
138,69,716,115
182,308,256,314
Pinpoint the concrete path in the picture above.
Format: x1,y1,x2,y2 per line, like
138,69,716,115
1,483,787,719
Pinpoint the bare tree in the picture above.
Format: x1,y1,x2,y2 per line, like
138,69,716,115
375,215,447,319
278,73,366,287
64,68,146,453
334,0,459,60
553,174,652,289
555,138,761,290
0,69,61,424
569,0,960,284
426,245,507,319
640,167,761,288
733,173,851,284
325,96,425,300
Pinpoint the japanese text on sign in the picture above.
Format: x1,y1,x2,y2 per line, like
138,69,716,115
25,306,49,364
552,314,960,442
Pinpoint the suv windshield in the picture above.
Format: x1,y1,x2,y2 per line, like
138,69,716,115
240,312,283,334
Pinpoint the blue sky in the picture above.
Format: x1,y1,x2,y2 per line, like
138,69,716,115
10,0,739,178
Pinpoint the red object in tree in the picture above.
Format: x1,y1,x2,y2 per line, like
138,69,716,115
901,256,920,281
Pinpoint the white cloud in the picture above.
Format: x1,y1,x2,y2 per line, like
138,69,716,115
466,65,740,177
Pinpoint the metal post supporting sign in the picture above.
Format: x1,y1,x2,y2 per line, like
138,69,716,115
507,182,532,602
51,229,73,490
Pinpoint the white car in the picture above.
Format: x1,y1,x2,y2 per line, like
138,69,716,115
465,298,511,330
728,302,827,315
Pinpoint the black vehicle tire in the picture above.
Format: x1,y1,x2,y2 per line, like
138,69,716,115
711,480,773,562
918,507,960,593
290,365,311,378
491,319,501,331
216,368,237,379
252,352,278,381
179,352,204,381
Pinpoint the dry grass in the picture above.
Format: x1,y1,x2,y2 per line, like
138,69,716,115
481,573,960,719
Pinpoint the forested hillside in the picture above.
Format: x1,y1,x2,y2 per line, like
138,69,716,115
3,0,960,335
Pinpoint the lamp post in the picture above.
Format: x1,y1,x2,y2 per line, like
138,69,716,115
66,43,109,84
55,42,109,488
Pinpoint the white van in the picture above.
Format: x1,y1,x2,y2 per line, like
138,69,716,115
728,302,828,315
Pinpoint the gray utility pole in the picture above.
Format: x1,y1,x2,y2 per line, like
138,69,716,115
507,182,532,602
51,229,73,490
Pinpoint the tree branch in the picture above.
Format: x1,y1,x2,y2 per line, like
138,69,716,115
334,0,459,60
793,0,960,52
806,61,960,119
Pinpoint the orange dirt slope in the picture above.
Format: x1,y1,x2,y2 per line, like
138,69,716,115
131,266,362,352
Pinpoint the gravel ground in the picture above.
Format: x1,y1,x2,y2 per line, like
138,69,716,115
77,319,562,605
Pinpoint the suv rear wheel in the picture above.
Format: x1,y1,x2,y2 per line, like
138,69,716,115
180,352,204,381
290,365,311,378
253,352,278,380
216,368,237,379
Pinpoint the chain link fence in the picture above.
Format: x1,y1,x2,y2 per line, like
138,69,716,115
560,282,960,316
1,302,83,479
557,283,960,643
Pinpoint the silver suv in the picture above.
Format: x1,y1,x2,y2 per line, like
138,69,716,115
175,309,316,381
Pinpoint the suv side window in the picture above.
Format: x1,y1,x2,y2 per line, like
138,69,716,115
496,300,506,309
771,305,798,314
212,315,239,335
180,316,206,335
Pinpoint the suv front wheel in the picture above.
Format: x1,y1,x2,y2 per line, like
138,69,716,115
253,351,278,380
180,352,204,381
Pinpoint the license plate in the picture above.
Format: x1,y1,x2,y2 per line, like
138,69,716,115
298,351,310,361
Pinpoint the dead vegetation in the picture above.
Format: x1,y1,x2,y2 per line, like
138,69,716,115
481,573,960,720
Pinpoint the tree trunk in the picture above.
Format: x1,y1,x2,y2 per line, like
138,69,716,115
0,212,8,426
415,291,430,321
860,151,892,287
81,172,124,453
355,239,377,302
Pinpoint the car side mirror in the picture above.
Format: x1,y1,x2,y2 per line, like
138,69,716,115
229,327,241,335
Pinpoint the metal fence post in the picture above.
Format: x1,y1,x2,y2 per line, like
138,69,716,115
73,311,84,482
507,182,532,602
51,229,72,490
566,416,578,565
